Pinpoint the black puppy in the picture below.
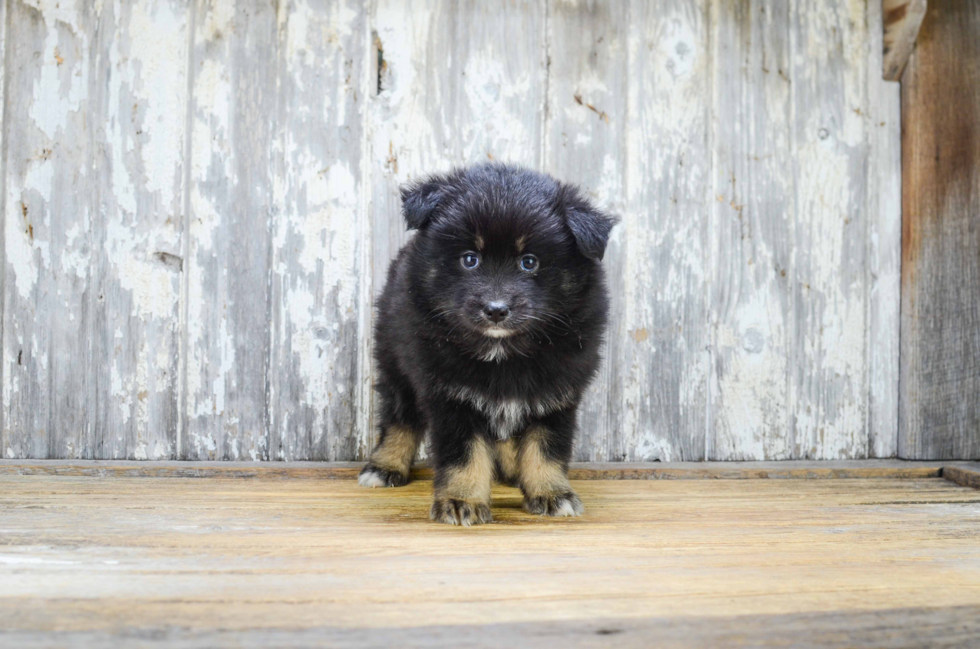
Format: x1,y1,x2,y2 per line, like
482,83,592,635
359,163,615,526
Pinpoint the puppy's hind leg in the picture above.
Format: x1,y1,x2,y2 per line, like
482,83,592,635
359,374,425,488
359,424,424,487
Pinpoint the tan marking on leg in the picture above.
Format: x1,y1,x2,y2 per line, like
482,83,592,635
369,425,422,474
517,427,570,497
515,235,527,254
517,427,583,516
435,435,494,503
431,436,495,525
495,438,518,485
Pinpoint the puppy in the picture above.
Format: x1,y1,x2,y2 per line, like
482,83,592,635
359,163,615,526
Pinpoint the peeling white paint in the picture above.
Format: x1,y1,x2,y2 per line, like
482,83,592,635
24,158,54,203
60,222,89,280
633,436,674,462
462,53,532,160
127,1,186,206
30,29,87,140
106,220,179,321
112,362,130,425
207,318,236,418
5,199,38,300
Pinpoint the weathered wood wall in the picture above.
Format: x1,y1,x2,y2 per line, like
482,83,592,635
1,0,902,461
899,0,980,460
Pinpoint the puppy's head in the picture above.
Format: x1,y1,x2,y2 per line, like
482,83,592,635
401,163,615,344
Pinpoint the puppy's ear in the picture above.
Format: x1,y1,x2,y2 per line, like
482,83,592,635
400,177,448,230
559,187,617,261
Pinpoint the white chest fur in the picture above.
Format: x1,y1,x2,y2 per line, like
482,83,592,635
445,386,570,439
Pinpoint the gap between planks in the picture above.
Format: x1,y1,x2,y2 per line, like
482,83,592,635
0,460,977,487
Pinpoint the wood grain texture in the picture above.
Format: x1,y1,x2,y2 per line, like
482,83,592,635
2,0,99,460
0,0,6,462
0,0,905,461
543,0,628,460
709,0,885,460
267,0,369,461
882,0,926,81
4,606,980,648
183,0,280,460
943,463,980,491
899,0,980,460
866,0,902,458
620,0,711,461
789,0,870,459
710,0,794,460
2,1,188,460
1,474,979,645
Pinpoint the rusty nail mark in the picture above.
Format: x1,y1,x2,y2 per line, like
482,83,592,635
573,94,609,123
387,141,398,174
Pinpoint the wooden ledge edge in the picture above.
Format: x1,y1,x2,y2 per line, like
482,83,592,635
942,464,980,490
0,459,957,481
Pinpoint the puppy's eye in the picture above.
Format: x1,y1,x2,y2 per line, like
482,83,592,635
461,252,480,269
519,255,538,272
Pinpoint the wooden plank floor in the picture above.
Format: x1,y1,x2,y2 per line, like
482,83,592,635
2,472,980,647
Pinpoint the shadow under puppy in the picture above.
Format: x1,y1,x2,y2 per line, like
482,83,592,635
359,163,615,526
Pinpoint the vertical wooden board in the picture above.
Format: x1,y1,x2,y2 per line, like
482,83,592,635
899,1,980,459
94,0,189,460
866,0,901,458
3,1,187,460
269,0,368,461
789,0,869,458
0,0,8,458
183,0,278,460
542,0,628,461
621,0,710,461
366,0,546,457
709,0,795,460
866,81,900,458
3,1,97,459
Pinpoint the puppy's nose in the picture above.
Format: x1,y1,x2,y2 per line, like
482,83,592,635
483,302,510,323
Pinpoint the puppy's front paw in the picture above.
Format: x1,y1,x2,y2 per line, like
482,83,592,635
358,463,408,488
430,499,492,526
524,492,584,517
